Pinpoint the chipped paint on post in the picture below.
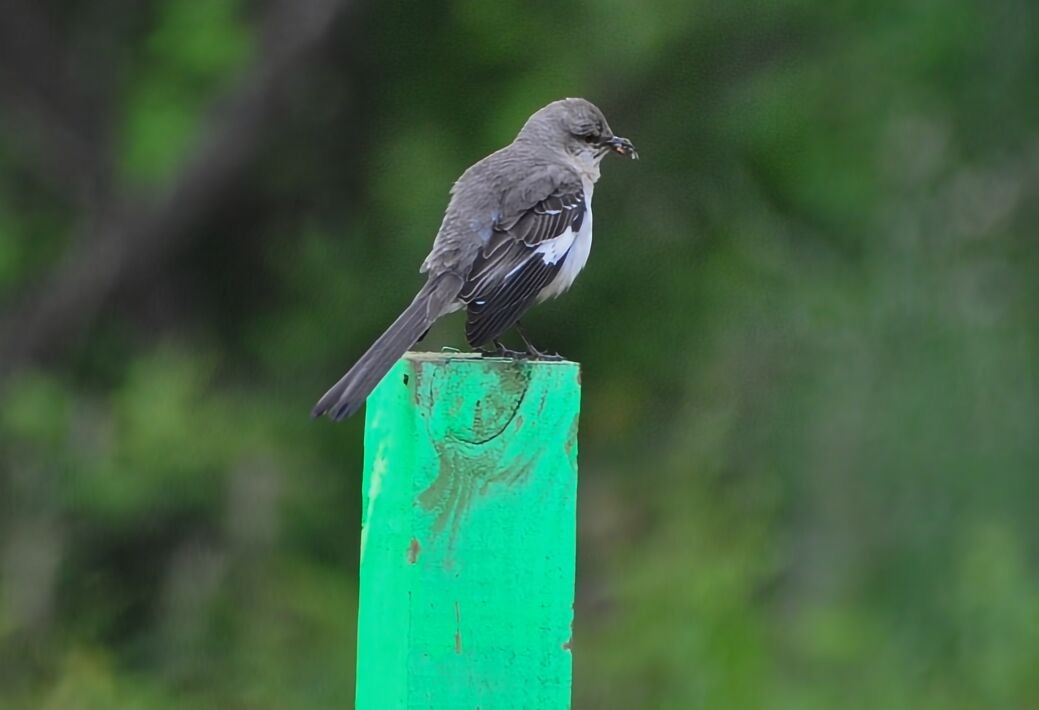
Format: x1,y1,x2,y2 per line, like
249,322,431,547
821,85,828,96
355,353,580,709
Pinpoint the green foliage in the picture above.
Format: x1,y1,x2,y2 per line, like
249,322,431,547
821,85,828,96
120,0,251,183
2,0,1039,707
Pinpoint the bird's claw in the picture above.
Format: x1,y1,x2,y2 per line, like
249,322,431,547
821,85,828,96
524,346,564,361
512,322,564,361
538,352,565,361
479,341,528,359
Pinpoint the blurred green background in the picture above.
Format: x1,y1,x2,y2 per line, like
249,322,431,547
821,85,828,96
2,0,1038,707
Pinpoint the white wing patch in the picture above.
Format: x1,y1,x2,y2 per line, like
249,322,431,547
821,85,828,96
502,227,577,280
533,227,576,265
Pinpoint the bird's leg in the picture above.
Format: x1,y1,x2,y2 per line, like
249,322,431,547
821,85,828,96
515,321,564,361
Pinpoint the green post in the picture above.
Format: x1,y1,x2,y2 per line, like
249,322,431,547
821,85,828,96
355,352,580,709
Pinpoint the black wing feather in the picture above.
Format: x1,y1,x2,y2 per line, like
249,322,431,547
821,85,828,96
461,188,586,346
465,258,561,346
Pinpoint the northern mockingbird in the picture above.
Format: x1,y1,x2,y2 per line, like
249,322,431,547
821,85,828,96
313,98,637,420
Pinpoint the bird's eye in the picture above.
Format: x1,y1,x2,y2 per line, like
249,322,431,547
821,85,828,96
583,134,598,144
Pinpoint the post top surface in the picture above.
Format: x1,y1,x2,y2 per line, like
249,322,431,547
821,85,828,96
403,351,580,368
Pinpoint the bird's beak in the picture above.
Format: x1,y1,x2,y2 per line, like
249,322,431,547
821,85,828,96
603,135,638,159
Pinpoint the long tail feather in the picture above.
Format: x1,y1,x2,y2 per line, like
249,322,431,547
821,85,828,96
311,276,458,420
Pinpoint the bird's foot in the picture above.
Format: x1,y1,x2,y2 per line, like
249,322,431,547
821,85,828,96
479,340,528,359
513,322,563,361
524,345,565,361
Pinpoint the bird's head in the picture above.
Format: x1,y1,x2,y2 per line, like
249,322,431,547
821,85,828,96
518,98,638,164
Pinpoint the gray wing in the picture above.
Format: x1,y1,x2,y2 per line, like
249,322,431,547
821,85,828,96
460,187,586,346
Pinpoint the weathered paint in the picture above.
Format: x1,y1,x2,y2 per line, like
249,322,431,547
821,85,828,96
356,353,580,709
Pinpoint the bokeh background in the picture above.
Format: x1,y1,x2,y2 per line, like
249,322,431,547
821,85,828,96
2,0,1038,707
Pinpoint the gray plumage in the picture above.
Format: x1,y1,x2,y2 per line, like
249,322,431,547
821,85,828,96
312,98,636,420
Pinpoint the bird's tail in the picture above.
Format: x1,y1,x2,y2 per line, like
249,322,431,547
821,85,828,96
311,275,460,420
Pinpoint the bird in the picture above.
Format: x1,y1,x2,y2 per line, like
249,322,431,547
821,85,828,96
312,98,637,420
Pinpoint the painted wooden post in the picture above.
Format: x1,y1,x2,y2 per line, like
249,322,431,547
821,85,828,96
355,352,580,709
